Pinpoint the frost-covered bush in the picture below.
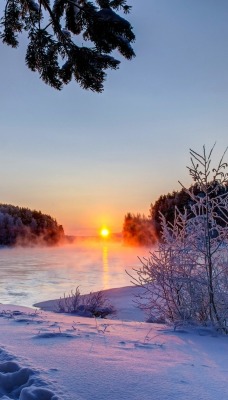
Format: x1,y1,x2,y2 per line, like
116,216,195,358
133,145,228,333
57,287,81,313
57,287,115,318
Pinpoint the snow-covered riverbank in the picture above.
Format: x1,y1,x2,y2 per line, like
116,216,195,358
0,286,227,399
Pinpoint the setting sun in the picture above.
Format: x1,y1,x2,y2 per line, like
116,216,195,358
100,227,110,238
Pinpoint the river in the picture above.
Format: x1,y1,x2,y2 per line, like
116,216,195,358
0,241,150,307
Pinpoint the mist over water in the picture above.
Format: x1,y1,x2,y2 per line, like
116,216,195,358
0,241,150,307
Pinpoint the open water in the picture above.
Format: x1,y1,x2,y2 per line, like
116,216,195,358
0,241,149,307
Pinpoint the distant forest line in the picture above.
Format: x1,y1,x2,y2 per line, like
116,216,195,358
0,204,64,246
122,182,228,246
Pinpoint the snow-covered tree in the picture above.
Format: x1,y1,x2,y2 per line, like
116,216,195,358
0,203,65,245
0,0,135,91
122,212,157,246
132,145,228,333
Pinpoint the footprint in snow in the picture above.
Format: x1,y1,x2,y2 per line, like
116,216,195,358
2,387,58,399
33,332,75,339
20,386,59,400
0,359,60,399
15,318,43,325
134,342,164,349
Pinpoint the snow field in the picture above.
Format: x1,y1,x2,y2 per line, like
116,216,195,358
0,287,227,400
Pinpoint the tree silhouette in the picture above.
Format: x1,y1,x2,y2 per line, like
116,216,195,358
0,0,135,91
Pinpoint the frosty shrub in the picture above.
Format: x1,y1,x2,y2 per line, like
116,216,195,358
57,287,81,313
132,145,228,333
57,287,115,318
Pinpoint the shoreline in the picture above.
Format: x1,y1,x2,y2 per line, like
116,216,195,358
34,285,146,322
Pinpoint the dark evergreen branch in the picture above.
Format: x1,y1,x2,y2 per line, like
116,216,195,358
1,0,135,91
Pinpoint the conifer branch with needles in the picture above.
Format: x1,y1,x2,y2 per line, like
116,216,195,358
0,0,135,91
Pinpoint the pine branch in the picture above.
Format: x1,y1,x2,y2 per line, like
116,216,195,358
1,0,135,90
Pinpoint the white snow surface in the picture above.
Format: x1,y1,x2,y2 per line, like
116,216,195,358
0,286,227,400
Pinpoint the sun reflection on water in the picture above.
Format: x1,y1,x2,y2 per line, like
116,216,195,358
0,242,148,306
102,245,109,289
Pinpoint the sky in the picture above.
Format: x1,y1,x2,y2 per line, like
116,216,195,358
1,0,228,235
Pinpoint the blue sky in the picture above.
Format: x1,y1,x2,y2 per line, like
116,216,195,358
1,0,228,235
